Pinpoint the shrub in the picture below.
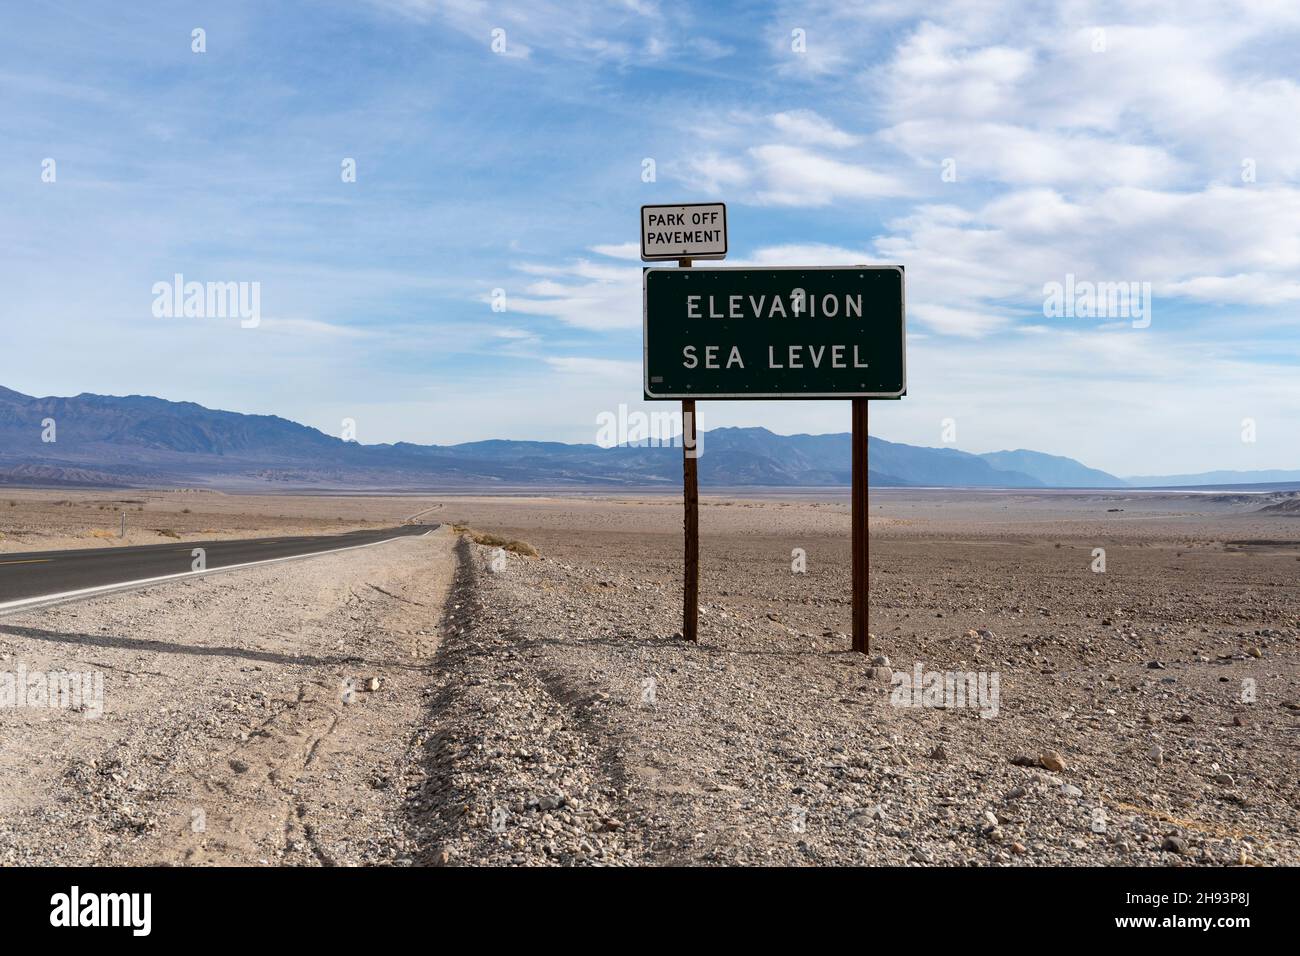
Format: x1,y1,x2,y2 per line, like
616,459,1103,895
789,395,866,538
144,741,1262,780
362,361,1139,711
459,527,538,557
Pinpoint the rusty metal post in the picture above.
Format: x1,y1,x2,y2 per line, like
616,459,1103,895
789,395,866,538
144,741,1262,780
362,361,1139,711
852,398,869,653
678,257,698,643
682,397,699,642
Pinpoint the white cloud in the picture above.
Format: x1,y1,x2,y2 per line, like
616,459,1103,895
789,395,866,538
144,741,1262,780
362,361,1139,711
871,184,1300,328
545,356,641,379
506,254,642,331
588,242,642,260
750,144,909,205
261,317,375,339
881,120,1183,187
368,0,677,66
769,110,860,147
673,152,752,193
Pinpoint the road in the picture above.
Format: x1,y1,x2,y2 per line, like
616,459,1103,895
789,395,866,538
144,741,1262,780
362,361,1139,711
0,523,437,612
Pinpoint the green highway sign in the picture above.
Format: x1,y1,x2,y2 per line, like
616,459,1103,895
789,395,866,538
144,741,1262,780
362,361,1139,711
643,265,906,400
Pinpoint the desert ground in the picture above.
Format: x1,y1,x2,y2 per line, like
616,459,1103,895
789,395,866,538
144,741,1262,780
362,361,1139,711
0,487,443,554
1,488,1296,865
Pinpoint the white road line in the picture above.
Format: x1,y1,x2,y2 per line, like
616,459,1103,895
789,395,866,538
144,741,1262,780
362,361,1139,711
0,529,432,617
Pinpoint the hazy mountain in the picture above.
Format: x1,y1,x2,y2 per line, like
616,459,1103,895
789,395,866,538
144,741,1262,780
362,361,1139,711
868,437,1042,487
1126,469,1300,487
980,449,1127,488
0,386,1143,490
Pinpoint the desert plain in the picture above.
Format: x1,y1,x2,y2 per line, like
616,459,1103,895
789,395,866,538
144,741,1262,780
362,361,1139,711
0,486,1296,865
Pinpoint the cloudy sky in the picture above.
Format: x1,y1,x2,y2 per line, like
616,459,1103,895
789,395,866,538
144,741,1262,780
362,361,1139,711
3,0,1299,475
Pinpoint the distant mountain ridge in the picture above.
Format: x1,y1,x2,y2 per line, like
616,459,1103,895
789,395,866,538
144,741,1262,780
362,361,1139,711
979,449,1127,488
0,384,1255,491
1124,469,1300,487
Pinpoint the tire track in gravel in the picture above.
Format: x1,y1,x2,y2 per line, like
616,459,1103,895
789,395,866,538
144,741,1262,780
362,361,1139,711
403,536,649,866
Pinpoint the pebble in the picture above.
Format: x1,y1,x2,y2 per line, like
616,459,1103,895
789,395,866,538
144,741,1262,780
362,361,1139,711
1039,751,1067,773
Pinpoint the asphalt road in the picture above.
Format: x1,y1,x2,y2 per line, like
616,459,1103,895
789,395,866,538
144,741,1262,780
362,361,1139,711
0,524,437,609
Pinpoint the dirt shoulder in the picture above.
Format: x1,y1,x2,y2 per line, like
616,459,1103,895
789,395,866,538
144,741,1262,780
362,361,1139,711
0,527,454,866
417,522,1298,866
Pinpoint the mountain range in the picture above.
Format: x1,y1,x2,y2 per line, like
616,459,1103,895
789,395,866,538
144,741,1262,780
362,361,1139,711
0,386,1290,491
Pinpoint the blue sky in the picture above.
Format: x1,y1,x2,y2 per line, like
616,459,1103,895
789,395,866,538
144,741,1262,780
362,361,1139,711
3,0,1299,475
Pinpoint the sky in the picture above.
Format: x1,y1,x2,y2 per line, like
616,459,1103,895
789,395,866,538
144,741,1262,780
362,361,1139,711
2,0,1299,476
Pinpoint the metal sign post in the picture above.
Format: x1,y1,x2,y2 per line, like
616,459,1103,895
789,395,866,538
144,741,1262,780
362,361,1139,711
679,257,699,643
641,208,902,654
852,399,869,654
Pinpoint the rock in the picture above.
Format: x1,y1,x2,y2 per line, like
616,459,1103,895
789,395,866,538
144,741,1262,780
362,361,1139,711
1245,646,1262,658
1010,754,1038,767
229,758,249,774
1146,660,1166,669
1010,842,1027,855
928,744,948,762
1061,783,1083,798
1213,773,1235,787
871,655,890,668
1149,744,1164,766
1161,835,1188,854
1232,715,1247,727
366,677,382,692
875,666,893,683
1039,750,1067,772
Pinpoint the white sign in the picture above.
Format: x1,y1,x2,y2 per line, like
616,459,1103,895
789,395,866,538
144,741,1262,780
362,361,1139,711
640,203,727,261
